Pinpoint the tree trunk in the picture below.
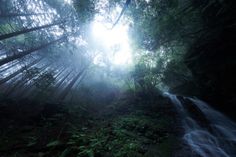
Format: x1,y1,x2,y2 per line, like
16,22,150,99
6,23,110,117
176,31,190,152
20,66,66,97
0,36,66,66
0,61,19,73
0,20,65,41
0,13,51,18
54,70,73,89
5,63,50,96
55,68,67,78
0,58,42,85
22,68,68,97
112,0,131,29
58,68,86,101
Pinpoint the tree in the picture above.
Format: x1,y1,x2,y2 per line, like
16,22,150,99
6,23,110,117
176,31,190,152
58,67,87,101
0,20,66,41
0,36,66,66
0,58,42,85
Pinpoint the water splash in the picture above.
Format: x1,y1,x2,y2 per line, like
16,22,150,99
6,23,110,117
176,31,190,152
164,93,236,157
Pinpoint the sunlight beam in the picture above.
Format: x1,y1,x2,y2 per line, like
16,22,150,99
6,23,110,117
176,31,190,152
91,11,132,67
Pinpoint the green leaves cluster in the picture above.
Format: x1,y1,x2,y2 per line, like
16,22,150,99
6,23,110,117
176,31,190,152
123,0,205,92
73,0,97,23
65,113,174,157
129,0,203,50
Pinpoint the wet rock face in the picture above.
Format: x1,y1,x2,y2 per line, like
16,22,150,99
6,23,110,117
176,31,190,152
184,0,236,120
174,140,202,157
185,33,236,120
178,97,211,129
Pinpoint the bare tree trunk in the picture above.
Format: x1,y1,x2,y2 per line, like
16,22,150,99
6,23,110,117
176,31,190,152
5,63,50,96
48,69,73,99
112,0,131,29
0,20,65,41
54,70,73,89
21,66,66,97
0,61,19,73
0,36,66,66
54,67,67,80
58,68,86,101
0,13,52,18
0,58,42,85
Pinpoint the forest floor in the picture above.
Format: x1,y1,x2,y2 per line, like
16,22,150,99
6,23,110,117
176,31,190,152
0,92,186,157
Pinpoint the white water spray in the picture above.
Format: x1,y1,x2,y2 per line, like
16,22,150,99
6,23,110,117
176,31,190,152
164,93,236,157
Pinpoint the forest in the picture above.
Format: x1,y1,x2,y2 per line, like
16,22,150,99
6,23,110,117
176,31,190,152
0,0,236,156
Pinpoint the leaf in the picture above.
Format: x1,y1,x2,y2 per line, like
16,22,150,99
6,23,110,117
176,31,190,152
88,150,94,157
46,140,61,147
67,141,76,145
59,148,71,157
77,149,94,157
27,141,37,147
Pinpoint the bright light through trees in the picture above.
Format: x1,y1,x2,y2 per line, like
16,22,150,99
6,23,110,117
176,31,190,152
64,0,72,5
91,6,133,67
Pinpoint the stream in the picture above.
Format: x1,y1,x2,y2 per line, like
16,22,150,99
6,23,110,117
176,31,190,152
164,93,236,157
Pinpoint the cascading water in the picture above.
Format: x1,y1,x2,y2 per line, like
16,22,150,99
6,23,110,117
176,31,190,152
164,93,236,157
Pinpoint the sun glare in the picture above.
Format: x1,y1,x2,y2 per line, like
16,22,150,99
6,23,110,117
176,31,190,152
64,0,72,5
91,7,133,67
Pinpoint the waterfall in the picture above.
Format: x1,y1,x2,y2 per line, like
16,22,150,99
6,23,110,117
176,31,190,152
164,93,236,157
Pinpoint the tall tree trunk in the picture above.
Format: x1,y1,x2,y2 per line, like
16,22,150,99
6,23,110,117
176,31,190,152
0,20,65,41
5,78,24,96
0,61,19,73
58,68,86,101
112,0,131,29
54,67,67,80
0,36,66,66
54,70,73,89
21,66,66,97
0,58,42,85
0,13,51,18
49,69,73,99
5,63,50,96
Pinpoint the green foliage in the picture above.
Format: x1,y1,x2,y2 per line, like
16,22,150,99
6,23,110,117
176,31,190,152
65,107,175,157
162,59,192,88
124,0,205,92
0,23,27,48
0,86,178,157
59,148,72,157
73,0,97,23
129,0,203,50
130,42,193,92
131,51,163,92
46,140,61,147
0,23,18,34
